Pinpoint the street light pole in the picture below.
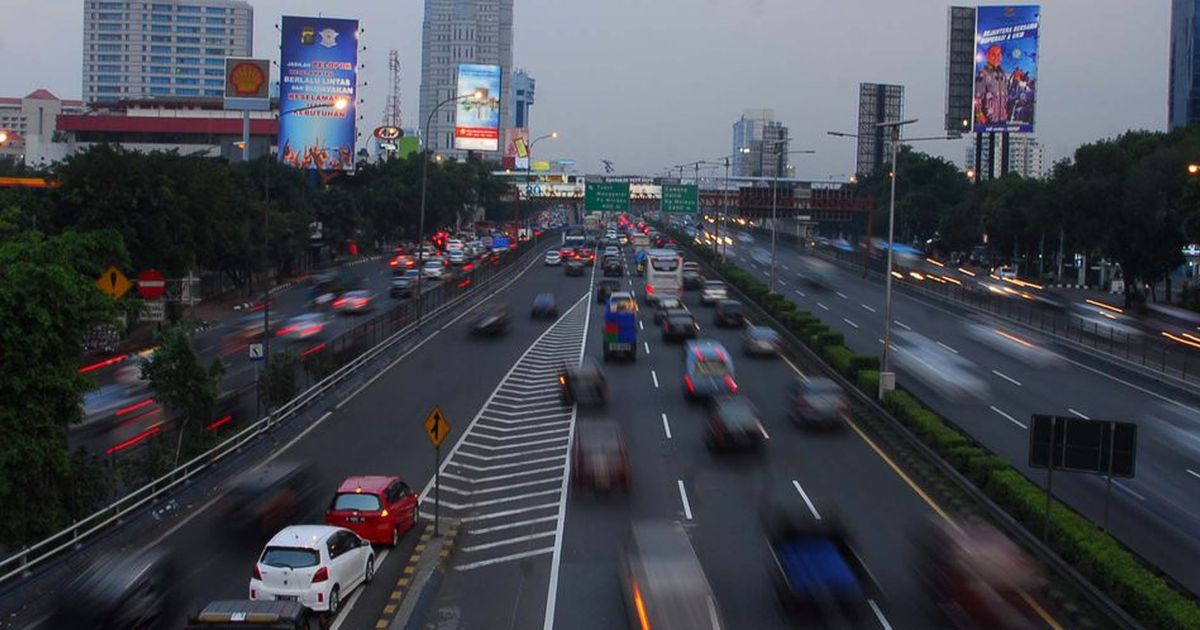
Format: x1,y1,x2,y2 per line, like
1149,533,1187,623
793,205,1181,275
766,142,815,293
525,132,558,242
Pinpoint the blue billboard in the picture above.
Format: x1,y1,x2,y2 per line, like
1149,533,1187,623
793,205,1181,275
454,64,502,152
972,5,1039,133
279,16,358,170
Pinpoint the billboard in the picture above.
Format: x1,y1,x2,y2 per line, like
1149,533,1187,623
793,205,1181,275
278,16,358,171
503,127,530,169
223,57,270,111
455,64,502,151
972,5,1039,133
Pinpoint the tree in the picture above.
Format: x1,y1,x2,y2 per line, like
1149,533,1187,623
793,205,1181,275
265,349,299,407
140,326,225,467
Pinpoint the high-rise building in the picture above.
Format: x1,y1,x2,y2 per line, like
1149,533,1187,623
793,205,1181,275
81,0,253,104
419,0,514,158
1170,0,1200,129
0,89,86,164
731,108,789,178
965,134,1045,180
856,83,904,177
513,69,534,129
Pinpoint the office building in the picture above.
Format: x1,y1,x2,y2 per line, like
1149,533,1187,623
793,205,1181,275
855,82,904,177
965,134,1045,180
513,69,534,128
1170,0,1200,128
82,0,253,103
418,0,514,158
0,89,85,165
731,108,789,178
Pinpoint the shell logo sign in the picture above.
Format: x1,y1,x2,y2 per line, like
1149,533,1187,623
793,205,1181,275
229,62,267,96
223,58,271,109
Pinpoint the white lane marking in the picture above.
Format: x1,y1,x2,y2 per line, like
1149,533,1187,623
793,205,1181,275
836,291,848,299
991,370,1023,387
446,503,560,523
842,318,860,329
677,480,693,520
779,279,788,286
461,531,557,552
936,341,959,354
444,465,563,484
661,413,673,439
861,304,876,313
893,320,912,331
638,320,644,331
817,302,830,311
457,547,555,571
470,515,559,535
782,264,791,271
868,599,893,630
795,289,807,297
459,477,560,495
1187,469,1200,480
1114,481,1146,501
644,341,651,355
651,370,659,389
1068,408,1090,420
759,424,771,440
791,480,822,520
990,405,1026,429
329,548,390,630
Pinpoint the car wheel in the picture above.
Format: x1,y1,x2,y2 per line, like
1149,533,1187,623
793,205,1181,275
328,585,341,615
365,556,375,584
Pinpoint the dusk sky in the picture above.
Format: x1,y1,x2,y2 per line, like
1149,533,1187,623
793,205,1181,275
2,0,1169,177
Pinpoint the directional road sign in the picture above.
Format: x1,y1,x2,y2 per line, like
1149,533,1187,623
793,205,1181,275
424,405,451,449
96,266,132,300
248,342,264,361
661,184,699,213
137,269,166,299
585,182,630,212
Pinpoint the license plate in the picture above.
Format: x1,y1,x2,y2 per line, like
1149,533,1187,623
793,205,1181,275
276,595,299,602
347,516,363,522
610,343,631,351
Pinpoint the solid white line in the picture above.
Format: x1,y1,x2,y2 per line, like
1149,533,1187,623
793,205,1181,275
990,405,1027,429
677,480,693,520
842,318,859,329
817,302,829,311
457,547,554,571
861,304,876,313
936,341,959,354
759,424,771,440
1114,481,1146,501
778,279,787,286
651,370,659,389
661,413,672,439
795,289,807,297
1187,469,1200,480
644,341,651,355
791,480,821,520
991,370,1022,387
638,320,644,331
470,515,559,534
461,531,557,552
893,320,912,331
836,291,848,299
868,599,893,630
1068,408,1090,420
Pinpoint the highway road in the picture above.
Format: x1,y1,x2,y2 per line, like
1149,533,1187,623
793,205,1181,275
717,227,1200,596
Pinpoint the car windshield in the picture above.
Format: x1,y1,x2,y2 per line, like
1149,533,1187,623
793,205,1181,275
260,546,320,569
749,327,779,340
332,492,382,511
658,299,682,310
668,315,694,326
693,359,731,377
717,400,758,427
704,282,725,290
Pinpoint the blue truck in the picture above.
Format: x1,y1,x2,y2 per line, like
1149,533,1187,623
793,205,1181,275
603,291,638,361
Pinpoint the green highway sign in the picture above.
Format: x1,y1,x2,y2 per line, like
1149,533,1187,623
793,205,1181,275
585,182,630,212
661,184,699,214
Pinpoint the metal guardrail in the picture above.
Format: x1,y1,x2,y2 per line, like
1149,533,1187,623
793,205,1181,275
0,239,546,587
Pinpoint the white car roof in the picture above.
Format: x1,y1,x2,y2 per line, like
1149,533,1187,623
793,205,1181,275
266,524,342,548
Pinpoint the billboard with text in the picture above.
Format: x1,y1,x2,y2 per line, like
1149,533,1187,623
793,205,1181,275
455,64,502,151
503,127,530,169
973,5,1039,133
279,16,358,170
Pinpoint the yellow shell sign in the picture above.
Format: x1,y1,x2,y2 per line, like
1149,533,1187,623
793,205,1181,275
224,58,270,103
229,62,266,96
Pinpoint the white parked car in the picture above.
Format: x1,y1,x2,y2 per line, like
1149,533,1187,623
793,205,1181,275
249,525,375,615
422,260,445,279
544,250,562,266
448,250,466,266
700,281,728,305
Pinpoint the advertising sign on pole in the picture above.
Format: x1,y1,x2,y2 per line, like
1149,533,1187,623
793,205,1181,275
223,57,271,111
585,182,630,212
454,64,502,151
503,128,530,169
972,5,1040,133
278,16,359,171
661,184,699,213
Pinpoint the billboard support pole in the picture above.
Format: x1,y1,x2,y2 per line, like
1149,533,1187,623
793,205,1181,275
241,110,250,162
974,133,983,185
1000,131,1010,176
987,132,997,181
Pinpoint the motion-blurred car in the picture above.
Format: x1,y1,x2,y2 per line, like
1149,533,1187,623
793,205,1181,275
471,304,511,336
50,548,182,630
603,258,625,277
1067,302,1143,339
596,279,620,303
276,313,332,342
572,419,629,492
700,281,728,305
743,326,781,356
620,521,724,630
788,377,851,429
962,318,1063,368
559,358,609,406
893,331,990,401
683,340,738,400
249,525,374,617
448,250,466,266
682,268,705,290
603,245,621,258
713,300,746,327
653,297,686,324
662,310,699,342
218,461,319,540
390,272,419,299
531,292,559,318
565,260,586,277
544,250,563,266
706,396,765,451
185,600,307,629
325,476,418,546
421,259,445,280
332,290,374,315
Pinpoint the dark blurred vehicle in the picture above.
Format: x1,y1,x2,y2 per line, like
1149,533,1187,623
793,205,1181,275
788,377,851,430
662,311,699,342
682,269,705,290
580,247,596,263
332,290,375,315
596,278,620,303
705,396,764,451
653,297,685,324
559,358,608,406
603,258,625,277
472,304,511,336
218,461,318,539
390,273,418,299
762,500,877,624
571,419,629,492
603,245,621,258
275,313,332,343
531,292,559,318
225,314,280,349
743,326,781,356
325,475,418,546
620,521,724,630
565,259,586,277
185,600,307,630
49,547,182,630
683,340,738,400
311,271,363,307
918,517,1044,629
700,281,728,305
713,300,745,327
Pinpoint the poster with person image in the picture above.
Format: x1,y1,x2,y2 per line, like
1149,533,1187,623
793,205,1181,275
973,5,1039,133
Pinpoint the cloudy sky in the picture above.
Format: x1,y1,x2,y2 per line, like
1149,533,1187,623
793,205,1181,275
3,0,1169,177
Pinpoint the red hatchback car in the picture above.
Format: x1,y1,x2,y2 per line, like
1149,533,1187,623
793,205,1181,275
325,476,418,546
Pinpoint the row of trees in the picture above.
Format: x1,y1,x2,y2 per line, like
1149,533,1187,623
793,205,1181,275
851,127,1200,306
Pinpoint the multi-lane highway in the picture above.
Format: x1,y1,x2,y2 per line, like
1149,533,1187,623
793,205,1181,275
718,227,1200,596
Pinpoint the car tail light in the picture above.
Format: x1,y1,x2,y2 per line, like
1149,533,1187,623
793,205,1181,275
559,375,567,385
380,508,389,518
724,375,738,393
312,566,329,584
253,564,262,580
645,284,655,295
333,298,347,308
684,375,695,393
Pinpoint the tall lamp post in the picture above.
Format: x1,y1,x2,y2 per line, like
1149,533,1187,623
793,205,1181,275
416,89,485,323
828,119,958,400
524,131,558,239
765,140,815,293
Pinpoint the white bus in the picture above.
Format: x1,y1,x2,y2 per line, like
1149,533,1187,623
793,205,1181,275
644,247,683,305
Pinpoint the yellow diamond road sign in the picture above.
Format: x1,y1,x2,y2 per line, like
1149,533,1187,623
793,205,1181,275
96,265,132,300
424,406,451,449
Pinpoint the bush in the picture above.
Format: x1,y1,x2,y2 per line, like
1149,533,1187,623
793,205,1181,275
822,344,855,376
856,369,880,393
849,354,880,374
813,331,845,349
